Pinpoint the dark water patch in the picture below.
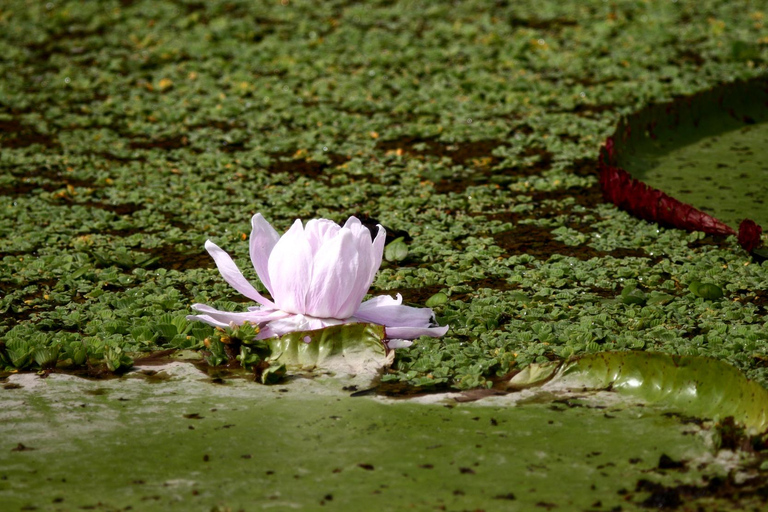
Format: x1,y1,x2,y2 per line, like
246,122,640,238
89,151,147,163
530,184,604,210
375,278,517,307
587,286,617,299
569,158,599,177
674,49,706,67
0,118,60,149
25,26,108,55
267,152,350,180
433,174,492,195
426,146,553,195
445,139,504,167
376,137,505,168
187,120,244,133
138,245,214,271
492,224,647,260
77,201,144,215
7,166,101,191
483,184,604,225
467,277,518,293
219,140,249,153
687,234,731,250
160,212,193,231
564,103,618,117
507,14,578,30
516,146,554,171
128,135,190,151
0,181,41,196
736,289,768,313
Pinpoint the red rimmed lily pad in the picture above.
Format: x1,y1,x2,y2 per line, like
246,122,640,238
599,75,768,255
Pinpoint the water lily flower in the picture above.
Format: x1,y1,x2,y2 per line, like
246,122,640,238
188,214,448,348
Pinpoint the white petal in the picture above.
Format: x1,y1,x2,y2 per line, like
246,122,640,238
304,218,341,255
353,300,435,328
189,303,288,327
384,339,413,349
305,228,360,318
204,240,275,308
336,222,386,316
351,294,448,340
263,314,346,337
367,224,386,283
249,213,281,296
385,325,449,339
267,219,313,314
354,293,402,313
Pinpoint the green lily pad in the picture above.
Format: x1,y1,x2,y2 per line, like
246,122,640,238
266,323,392,383
513,351,768,434
614,76,768,230
0,363,745,511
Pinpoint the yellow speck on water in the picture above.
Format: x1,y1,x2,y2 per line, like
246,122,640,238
369,131,379,139
708,18,725,35
158,78,173,91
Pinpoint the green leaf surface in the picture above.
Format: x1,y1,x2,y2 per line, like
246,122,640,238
0,363,751,512
267,323,391,381
616,76,768,229
532,351,768,434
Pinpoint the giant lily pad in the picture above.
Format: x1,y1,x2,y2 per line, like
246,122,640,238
266,323,392,384
509,351,768,434
599,76,768,253
1,361,762,511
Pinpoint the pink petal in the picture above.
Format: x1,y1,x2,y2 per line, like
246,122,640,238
304,228,360,318
263,314,347,337
249,213,281,296
267,219,313,314
187,303,288,329
385,325,449,339
304,218,341,255
385,339,414,349
352,294,448,340
354,294,434,327
204,240,275,308
336,220,386,316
